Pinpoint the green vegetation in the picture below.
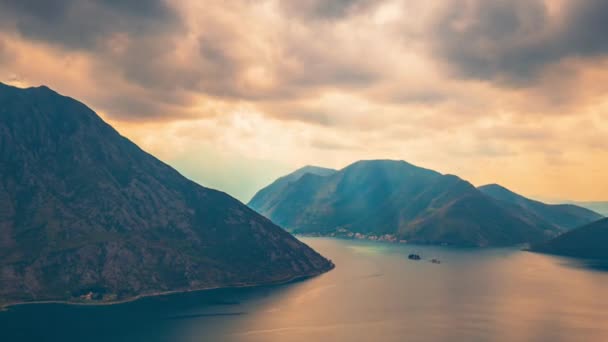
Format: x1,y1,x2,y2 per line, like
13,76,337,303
250,160,565,247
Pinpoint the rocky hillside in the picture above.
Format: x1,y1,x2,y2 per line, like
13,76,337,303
0,83,333,306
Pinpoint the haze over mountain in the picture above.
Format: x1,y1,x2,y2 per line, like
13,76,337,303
532,218,608,260
249,160,563,247
569,202,608,217
0,83,333,306
248,165,337,215
478,184,602,230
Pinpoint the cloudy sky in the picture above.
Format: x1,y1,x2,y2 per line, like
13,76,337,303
1,0,607,203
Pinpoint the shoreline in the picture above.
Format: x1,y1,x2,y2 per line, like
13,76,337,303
0,264,334,311
297,234,531,249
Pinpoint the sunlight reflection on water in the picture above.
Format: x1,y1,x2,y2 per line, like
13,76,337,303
3,238,608,342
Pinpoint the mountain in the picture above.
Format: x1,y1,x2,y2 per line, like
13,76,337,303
569,201,608,217
248,165,337,214
478,184,602,230
532,218,608,260
249,160,561,247
0,83,333,306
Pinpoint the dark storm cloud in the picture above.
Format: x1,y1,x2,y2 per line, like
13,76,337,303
0,0,193,120
561,1,608,55
433,0,608,85
6,0,606,125
0,0,179,49
0,0,389,121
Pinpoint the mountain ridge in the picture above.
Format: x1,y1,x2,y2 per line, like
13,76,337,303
248,165,336,214
532,218,608,260
249,160,561,247
478,184,602,230
0,83,333,306
568,201,608,216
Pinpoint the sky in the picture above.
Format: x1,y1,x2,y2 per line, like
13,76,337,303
1,0,607,203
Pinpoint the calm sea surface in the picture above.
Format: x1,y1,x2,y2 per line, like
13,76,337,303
2,237,608,342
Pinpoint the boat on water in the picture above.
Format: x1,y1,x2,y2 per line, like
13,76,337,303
408,254,421,260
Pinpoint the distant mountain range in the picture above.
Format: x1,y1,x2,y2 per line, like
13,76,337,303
0,83,332,306
478,184,602,230
532,218,608,260
248,165,337,214
568,202,608,217
249,160,602,247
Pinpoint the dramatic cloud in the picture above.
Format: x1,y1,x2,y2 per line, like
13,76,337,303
0,0,606,201
0,0,179,49
432,0,608,84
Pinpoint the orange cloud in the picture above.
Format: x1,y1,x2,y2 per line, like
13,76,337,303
0,0,606,202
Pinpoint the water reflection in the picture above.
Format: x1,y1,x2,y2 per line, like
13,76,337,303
2,238,608,342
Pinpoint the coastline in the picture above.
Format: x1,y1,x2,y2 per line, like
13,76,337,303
297,234,532,249
0,264,334,312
